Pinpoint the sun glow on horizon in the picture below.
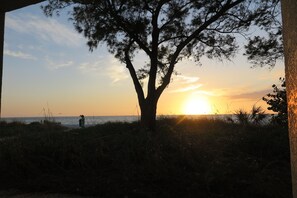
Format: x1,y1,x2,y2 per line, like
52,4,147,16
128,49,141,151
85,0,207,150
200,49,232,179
183,95,212,115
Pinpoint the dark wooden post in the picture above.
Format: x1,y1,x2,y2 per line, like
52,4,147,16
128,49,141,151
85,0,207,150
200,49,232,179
0,12,5,118
281,0,297,197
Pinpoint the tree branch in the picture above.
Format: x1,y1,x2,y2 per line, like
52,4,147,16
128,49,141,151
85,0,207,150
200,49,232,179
147,0,167,98
125,45,145,104
156,0,245,97
158,35,188,45
107,1,152,58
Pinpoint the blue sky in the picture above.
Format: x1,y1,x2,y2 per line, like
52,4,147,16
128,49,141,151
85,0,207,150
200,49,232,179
2,2,285,117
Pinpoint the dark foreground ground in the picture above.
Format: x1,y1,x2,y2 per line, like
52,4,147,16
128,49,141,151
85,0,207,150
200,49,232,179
0,118,292,198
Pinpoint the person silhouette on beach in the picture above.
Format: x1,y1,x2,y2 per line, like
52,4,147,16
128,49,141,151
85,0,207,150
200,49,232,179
79,115,85,128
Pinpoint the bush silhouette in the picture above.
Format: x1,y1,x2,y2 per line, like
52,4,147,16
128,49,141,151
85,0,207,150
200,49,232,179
263,77,288,126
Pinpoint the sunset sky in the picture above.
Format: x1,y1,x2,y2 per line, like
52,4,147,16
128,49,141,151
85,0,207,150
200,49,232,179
2,2,285,117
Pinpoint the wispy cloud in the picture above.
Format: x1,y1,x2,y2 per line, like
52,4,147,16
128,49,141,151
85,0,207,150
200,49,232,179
79,56,129,83
193,90,218,96
227,89,270,101
170,84,202,93
6,14,82,47
79,61,103,73
107,64,129,83
4,49,37,60
175,75,200,84
169,75,202,93
46,57,73,70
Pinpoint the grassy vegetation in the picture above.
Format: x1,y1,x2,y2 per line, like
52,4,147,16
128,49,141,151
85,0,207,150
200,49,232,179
0,117,292,197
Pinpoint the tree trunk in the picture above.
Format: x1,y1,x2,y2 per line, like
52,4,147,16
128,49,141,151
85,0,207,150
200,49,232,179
139,98,158,131
281,0,297,197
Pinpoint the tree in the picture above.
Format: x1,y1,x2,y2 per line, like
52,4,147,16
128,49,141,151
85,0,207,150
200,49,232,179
263,77,288,126
280,0,297,196
43,0,281,131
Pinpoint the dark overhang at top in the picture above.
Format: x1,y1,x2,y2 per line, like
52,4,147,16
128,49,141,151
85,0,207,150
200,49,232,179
1,0,44,12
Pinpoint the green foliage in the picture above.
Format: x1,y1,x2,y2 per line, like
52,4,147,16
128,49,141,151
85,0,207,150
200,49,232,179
263,77,288,126
0,118,291,197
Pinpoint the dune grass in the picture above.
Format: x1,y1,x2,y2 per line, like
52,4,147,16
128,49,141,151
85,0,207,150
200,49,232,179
0,117,292,197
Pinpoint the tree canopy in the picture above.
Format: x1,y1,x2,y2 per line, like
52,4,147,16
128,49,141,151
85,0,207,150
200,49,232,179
43,0,281,130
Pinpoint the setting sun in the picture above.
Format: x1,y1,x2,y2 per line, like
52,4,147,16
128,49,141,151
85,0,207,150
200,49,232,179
183,96,212,115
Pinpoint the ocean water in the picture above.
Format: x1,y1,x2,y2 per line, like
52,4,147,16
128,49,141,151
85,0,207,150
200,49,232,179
1,114,272,128
1,116,140,128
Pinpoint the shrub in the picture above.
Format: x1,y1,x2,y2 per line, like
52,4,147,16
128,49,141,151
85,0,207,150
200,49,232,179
263,77,287,126
228,105,267,126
